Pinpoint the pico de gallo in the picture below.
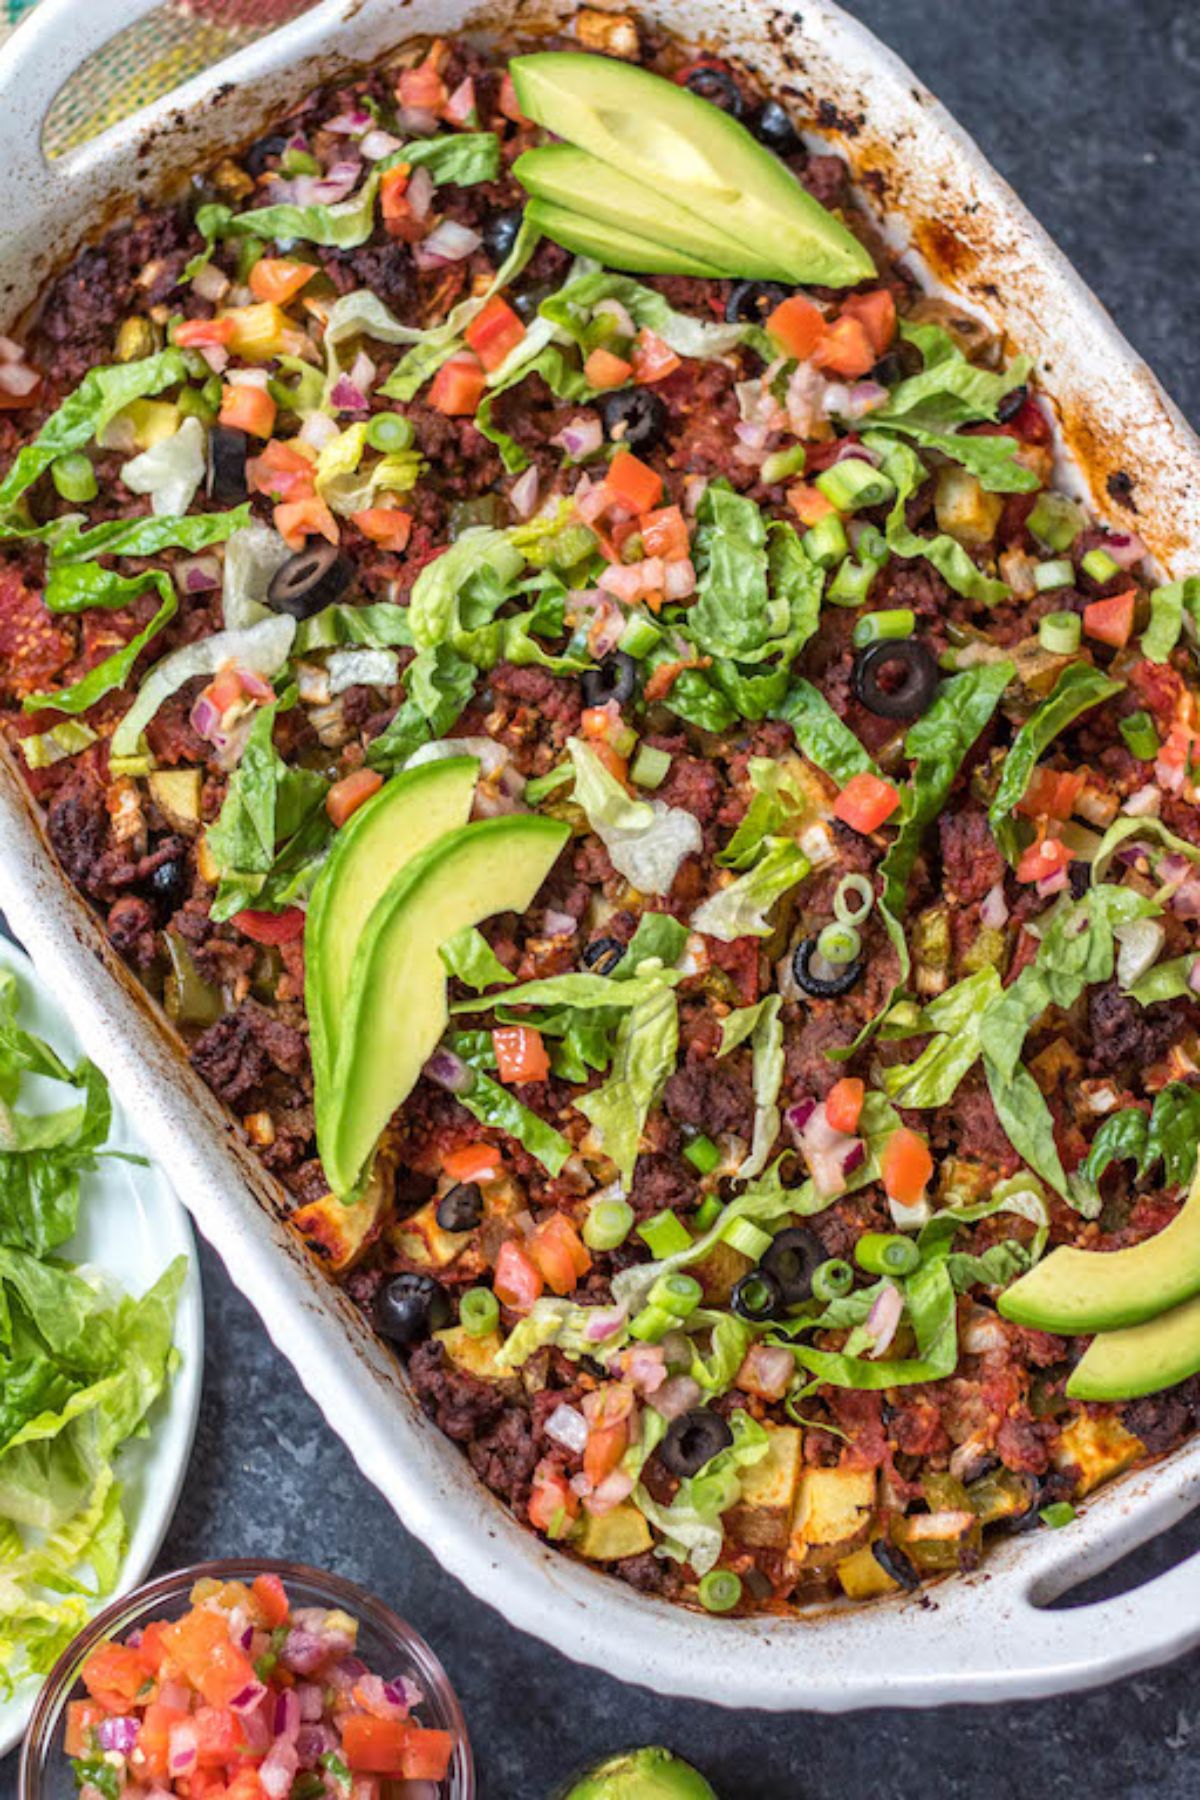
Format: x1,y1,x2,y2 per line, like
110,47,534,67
64,1576,453,1798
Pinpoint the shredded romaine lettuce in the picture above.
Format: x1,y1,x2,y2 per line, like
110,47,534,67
205,700,329,921
988,663,1124,863
119,415,206,517
25,573,178,718
109,612,295,762
439,926,515,992
577,980,678,1187
567,737,702,896
690,838,809,942
718,995,783,1178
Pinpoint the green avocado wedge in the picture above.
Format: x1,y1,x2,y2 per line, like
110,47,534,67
523,199,725,279
510,52,875,288
556,1746,718,1800
516,143,788,281
999,1165,1200,1334
1068,1292,1200,1401
320,813,570,1195
305,756,479,1119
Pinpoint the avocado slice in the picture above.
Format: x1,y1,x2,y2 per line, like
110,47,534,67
557,1748,717,1800
305,756,478,1119
1067,1291,1200,1401
321,813,569,1194
999,1168,1200,1333
524,199,725,278
516,143,788,281
510,52,875,288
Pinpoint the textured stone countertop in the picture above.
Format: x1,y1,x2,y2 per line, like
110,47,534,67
4,2,1200,1795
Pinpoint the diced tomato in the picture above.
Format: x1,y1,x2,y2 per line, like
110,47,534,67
443,75,477,127
250,1572,290,1629
813,315,876,379
1083,589,1136,649
219,383,277,440
193,1707,244,1768
583,1416,629,1486
464,295,525,372
493,1239,544,1313
206,664,253,714
247,438,316,503
1016,834,1072,885
326,768,383,828
881,1126,934,1207
428,352,485,417
161,1608,256,1709
187,1770,228,1800
397,62,448,113
1016,766,1085,821
80,1642,149,1712
840,288,896,356
606,449,663,514
64,1701,106,1759
493,1025,550,1084
399,1729,454,1782
583,347,634,390
580,704,617,740
135,1619,173,1675
631,327,681,385
134,1702,189,1782
588,738,629,783
498,70,530,125
225,1771,267,1800
766,294,826,361
825,1076,865,1135
833,771,901,833
529,1212,591,1296
528,1461,579,1538
351,506,412,552
379,165,424,242
248,258,315,305
786,482,835,526
175,316,237,349
273,495,339,550
1008,394,1051,444
442,1141,501,1182
342,1715,410,1775
640,504,689,562
232,907,306,944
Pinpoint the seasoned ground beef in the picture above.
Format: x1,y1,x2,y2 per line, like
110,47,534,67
190,1001,307,1108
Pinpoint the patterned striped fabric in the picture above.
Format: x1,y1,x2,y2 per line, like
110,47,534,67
1,0,318,155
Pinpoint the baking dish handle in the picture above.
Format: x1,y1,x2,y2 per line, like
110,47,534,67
1016,1547,1200,1687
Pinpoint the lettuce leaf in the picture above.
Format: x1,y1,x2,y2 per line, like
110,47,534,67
455,1069,571,1176
577,980,678,1186
568,737,701,897
222,522,291,630
205,701,329,921
869,434,1011,606
476,345,596,473
1141,576,1200,664
109,611,295,763
118,415,206,517
876,322,1031,427
718,995,783,1177
406,525,584,675
294,601,413,654
439,926,515,992
1083,1082,1200,1192
690,839,810,943
881,965,1002,1107
633,1409,768,1574
988,663,1124,863
773,678,879,784
791,1253,958,1390
24,573,177,718
541,269,754,362
874,420,1039,493
365,644,477,773
50,503,252,568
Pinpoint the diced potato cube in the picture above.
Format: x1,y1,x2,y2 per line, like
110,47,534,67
837,1543,899,1600
149,769,202,832
292,1163,392,1272
789,1467,877,1566
575,1503,653,1561
434,1326,506,1381
1053,1411,1144,1497
390,1196,474,1271
693,1239,752,1307
726,1427,803,1550
574,8,639,57
935,466,1005,549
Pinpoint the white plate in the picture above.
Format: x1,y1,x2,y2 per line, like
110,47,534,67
0,939,203,1756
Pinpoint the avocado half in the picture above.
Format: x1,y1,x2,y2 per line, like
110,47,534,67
510,52,874,288
556,1747,718,1800
1068,1290,1200,1401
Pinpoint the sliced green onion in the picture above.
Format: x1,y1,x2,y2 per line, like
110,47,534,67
628,1302,677,1344
583,1196,635,1252
852,608,915,648
1119,710,1160,761
617,613,663,660
692,1194,722,1233
1033,558,1074,592
281,147,320,175
524,764,573,804
816,921,862,966
803,513,850,570
19,719,98,771
1081,547,1121,584
683,1133,721,1175
1038,610,1082,655
814,458,896,513
1039,1501,1077,1529
51,452,98,504
235,238,264,283
201,374,224,412
826,557,877,608
366,412,416,453
1027,491,1084,552
854,1232,920,1277
637,1210,692,1260
631,743,672,790
857,524,888,563
698,1569,743,1613
833,873,875,929
760,443,808,486
812,1257,854,1303
177,386,217,425
459,1287,500,1338
723,1217,772,1262
648,1272,702,1318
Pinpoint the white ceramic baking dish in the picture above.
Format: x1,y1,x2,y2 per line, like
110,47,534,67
0,0,1197,1712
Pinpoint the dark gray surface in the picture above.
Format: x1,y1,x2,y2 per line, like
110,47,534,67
4,2,1200,1795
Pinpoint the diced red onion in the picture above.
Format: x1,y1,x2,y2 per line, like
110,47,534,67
471,783,521,819
1036,866,1070,898
682,474,708,516
361,127,404,160
652,1374,702,1421
423,1048,475,1094
1103,530,1148,569
407,165,435,221
199,344,229,376
827,437,881,468
296,1682,325,1723
552,415,603,460
625,1343,667,1395
1170,874,1200,921
239,1700,272,1756
569,1470,593,1498
175,554,222,595
158,1680,191,1713
240,667,275,702
295,1723,338,1768
330,374,368,413
575,481,611,526
583,1303,628,1343
397,105,439,137
191,261,231,304
299,411,340,449
1122,783,1162,818
787,361,826,435
734,420,771,453
588,598,626,659
228,1681,268,1717
1157,851,1192,889
584,1468,635,1516
544,1402,590,1453
385,1676,422,1713
280,1627,332,1675
96,1716,141,1754
592,297,636,338
663,558,697,601
842,1139,866,1176
168,1723,199,1777
866,1281,905,1359
509,465,540,520
543,908,577,937
350,349,376,395
793,1099,862,1198
274,1687,301,1740
227,365,269,390
259,1737,299,1800
353,1672,405,1720
190,693,223,744
786,1098,817,1134
598,557,664,603
0,360,39,397
324,108,371,134
444,76,477,126
845,380,890,417
327,1654,367,1689
301,160,361,205
413,220,483,269
980,882,1009,929
737,1343,794,1399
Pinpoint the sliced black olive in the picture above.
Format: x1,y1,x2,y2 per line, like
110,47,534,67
660,1407,735,1478
267,540,352,620
851,638,939,721
741,1565,775,1603
243,133,288,178
731,1268,785,1323
1067,859,1091,900
207,425,248,505
872,1539,921,1592
436,1181,484,1233
511,279,558,324
581,652,637,710
997,383,1029,423
374,1272,451,1346
148,856,187,919
582,935,624,976
684,65,743,116
597,387,667,452
871,351,906,388
724,280,789,325
482,207,524,266
761,1226,826,1306
792,935,863,999
752,99,800,156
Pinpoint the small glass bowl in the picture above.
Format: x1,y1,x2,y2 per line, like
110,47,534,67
19,1559,474,1800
